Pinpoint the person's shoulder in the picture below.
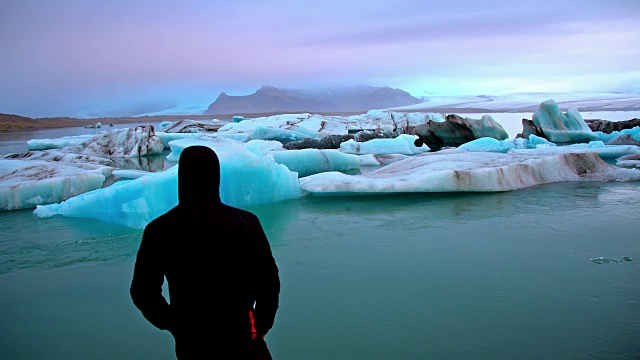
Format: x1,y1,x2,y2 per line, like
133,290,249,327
144,206,181,232
220,203,260,224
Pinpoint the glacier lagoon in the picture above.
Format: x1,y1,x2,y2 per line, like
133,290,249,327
1,115,640,359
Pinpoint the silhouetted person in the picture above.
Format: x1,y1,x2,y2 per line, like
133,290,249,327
131,145,280,359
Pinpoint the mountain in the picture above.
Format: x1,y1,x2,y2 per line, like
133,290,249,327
204,85,422,115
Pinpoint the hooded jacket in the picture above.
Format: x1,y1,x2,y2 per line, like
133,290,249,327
130,145,280,355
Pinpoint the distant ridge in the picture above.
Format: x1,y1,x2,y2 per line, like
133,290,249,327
204,85,422,115
389,92,640,112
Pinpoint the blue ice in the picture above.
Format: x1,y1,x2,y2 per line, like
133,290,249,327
532,100,599,143
35,138,302,229
271,149,362,177
459,135,556,153
593,127,640,144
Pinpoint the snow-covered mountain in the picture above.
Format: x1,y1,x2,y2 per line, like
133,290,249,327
389,92,640,112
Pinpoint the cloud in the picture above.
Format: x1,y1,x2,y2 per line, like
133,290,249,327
0,0,639,116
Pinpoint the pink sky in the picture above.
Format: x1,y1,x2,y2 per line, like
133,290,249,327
1,0,639,117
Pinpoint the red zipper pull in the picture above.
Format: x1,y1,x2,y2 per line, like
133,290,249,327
249,310,258,340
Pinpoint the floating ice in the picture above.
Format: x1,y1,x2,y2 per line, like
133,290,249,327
616,154,640,168
1,149,114,169
34,169,179,229
34,140,302,228
564,141,640,159
112,169,153,179
605,133,640,146
232,115,250,122
63,125,164,158
299,149,640,195
343,110,445,133
594,127,640,144
359,154,381,166
590,256,633,264
459,138,516,153
1,159,109,211
458,137,638,159
215,111,448,139
219,113,348,135
27,134,94,151
339,134,430,155
270,149,362,177
155,132,208,149
159,119,222,133
407,114,509,146
244,140,284,156
532,100,599,143
9,107,640,226
165,136,243,162
246,126,312,144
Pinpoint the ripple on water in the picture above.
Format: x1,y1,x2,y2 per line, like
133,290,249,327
0,209,141,275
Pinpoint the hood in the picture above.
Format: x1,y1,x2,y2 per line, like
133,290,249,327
178,145,221,207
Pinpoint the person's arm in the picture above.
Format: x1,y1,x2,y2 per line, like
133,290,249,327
252,216,280,336
130,224,173,331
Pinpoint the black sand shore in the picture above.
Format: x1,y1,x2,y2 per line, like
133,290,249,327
0,108,503,132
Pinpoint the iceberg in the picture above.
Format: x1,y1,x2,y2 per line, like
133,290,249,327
1,159,109,211
343,110,396,133
299,149,640,195
111,169,153,179
9,106,640,226
155,110,506,149
64,125,164,158
35,139,302,228
343,110,444,134
158,119,223,133
219,113,349,136
2,149,114,168
564,141,640,159
407,114,509,146
339,134,430,155
459,137,638,159
27,134,94,151
155,132,209,149
616,154,640,168
605,134,640,146
532,100,599,143
270,149,362,177
593,127,640,145
246,126,312,144
34,169,179,229
459,138,517,153
244,140,284,156
163,139,302,208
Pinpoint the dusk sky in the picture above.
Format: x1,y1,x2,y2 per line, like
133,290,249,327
1,0,639,118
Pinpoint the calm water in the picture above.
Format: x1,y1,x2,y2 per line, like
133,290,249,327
1,125,639,359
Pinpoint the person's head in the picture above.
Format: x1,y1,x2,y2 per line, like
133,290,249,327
178,145,221,206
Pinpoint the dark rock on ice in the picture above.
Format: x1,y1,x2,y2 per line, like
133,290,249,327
64,125,164,158
283,130,395,150
516,119,547,140
605,133,640,146
283,134,354,150
585,118,640,133
406,114,508,147
159,119,224,133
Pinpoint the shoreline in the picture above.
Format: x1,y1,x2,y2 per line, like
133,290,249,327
0,109,510,132
1,107,638,132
